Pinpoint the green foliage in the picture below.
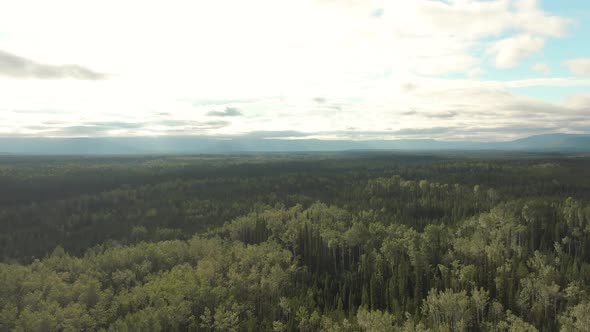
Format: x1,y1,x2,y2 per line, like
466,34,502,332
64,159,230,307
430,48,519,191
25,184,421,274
1,153,590,330
559,301,590,332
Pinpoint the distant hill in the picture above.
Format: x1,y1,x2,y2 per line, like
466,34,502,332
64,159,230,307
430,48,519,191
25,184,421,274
0,133,588,155
495,134,590,151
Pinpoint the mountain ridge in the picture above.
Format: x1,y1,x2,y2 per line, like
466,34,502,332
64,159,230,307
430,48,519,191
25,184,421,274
0,133,588,155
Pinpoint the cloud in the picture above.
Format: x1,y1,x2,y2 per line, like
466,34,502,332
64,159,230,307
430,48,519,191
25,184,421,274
414,54,479,76
296,0,569,77
157,119,191,127
206,107,243,117
50,126,113,136
0,50,106,80
401,109,457,119
487,34,545,68
565,93,590,110
392,127,451,136
22,122,147,136
532,62,551,75
187,120,230,129
235,128,453,140
564,58,590,77
11,109,68,114
464,125,560,133
243,131,312,138
0,0,583,141
150,118,231,130
427,111,458,119
193,99,255,106
371,8,384,18
505,77,590,88
86,121,145,129
394,0,570,39
401,83,417,93
513,0,572,37
467,68,484,78
16,119,232,137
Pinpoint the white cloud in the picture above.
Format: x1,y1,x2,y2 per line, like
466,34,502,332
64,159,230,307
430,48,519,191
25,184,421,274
1,74,589,140
564,58,590,76
487,34,545,68
0,0,569,80
413,54,479,76
0,50,106,80
531,62,551,75
385,0,569,39
513,0,571,37
467,67,485,78
565,93,590,110
0,0,582,139
505,77,590,88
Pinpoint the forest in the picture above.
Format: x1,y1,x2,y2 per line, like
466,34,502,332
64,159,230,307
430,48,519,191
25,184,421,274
1,152,590,331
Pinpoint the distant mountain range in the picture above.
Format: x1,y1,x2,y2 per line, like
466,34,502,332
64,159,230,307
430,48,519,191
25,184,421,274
0,133,589,155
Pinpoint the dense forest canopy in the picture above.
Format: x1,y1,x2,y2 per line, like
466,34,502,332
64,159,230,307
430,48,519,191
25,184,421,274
1,152,590,331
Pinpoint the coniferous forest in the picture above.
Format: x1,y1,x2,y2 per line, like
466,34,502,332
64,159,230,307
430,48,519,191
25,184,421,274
1,152,590,331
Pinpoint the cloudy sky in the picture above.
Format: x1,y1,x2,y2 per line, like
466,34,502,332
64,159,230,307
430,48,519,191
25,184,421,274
0,0,589,141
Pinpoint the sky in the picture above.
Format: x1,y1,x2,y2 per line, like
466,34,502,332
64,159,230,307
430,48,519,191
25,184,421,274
0,0,589,141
